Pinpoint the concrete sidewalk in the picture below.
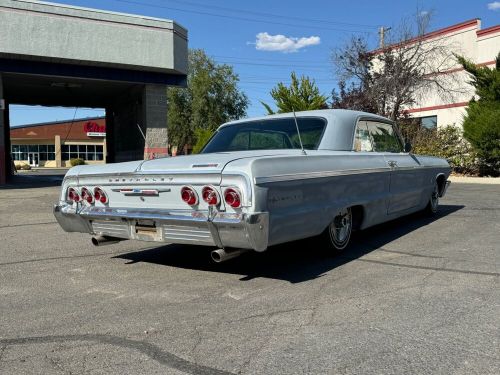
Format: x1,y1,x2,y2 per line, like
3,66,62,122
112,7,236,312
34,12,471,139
449,175,500,184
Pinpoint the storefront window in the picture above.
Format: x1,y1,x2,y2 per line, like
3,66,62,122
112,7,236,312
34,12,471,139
11,144,56,162
61,144,104,160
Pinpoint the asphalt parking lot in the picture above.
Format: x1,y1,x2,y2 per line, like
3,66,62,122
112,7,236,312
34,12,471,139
0,179,498,374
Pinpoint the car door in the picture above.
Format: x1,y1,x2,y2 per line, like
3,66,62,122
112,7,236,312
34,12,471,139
366,121,425,214
352,120,392,224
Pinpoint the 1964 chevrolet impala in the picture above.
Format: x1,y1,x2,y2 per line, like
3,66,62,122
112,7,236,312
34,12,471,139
54,109,451,262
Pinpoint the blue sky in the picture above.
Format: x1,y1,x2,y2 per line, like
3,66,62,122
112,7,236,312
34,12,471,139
10,0,500,125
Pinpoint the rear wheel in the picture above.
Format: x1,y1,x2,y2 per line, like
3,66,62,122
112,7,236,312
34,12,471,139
321,207,353,253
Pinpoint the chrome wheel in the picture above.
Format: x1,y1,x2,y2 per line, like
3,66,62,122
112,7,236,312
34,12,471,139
328,207,352,251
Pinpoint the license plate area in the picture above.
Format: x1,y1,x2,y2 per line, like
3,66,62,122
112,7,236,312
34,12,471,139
133,219,162,241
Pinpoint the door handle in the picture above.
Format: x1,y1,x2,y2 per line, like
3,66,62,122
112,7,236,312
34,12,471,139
387,160,398,168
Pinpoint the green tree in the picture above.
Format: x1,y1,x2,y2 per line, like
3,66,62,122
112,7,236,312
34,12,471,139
261,72,328,114
457,53,500,175
191,128,214,154
168,49,248,153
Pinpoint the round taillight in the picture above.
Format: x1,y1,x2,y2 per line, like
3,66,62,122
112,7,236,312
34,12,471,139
93,187,108,204
181,186,198,206
202,186,220,206
81,187,94,204
67,187,80,203
224,188,242,208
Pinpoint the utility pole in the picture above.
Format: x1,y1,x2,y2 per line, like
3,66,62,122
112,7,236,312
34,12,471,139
378,26,392,48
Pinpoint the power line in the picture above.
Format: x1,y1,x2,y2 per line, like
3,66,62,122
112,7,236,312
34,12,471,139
239,74,333,80
112,0,376,33
215,60,331,70
163,0,380,29
212,55,331,66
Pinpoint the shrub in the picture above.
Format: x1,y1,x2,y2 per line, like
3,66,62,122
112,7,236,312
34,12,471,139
462,101,500,176
400,123,480,175
18,163,31,170
70,158,85,166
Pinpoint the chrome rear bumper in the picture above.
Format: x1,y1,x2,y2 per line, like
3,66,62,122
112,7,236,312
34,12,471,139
54,204,269,252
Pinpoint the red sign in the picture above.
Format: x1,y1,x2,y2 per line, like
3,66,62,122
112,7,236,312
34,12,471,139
84,121,106,133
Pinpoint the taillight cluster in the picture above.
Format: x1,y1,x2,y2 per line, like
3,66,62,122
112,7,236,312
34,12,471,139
93,187,108,204
223,188,241,208
180,186,242,208
202,186,220,206
66,187,108,205
67,187,80,203
81,187,94,204
181,186,198,206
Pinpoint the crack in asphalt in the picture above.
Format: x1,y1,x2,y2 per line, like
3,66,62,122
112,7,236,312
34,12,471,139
0,251,131,267
357,258,500,277
0,334,233,375
376,248,444,259
0,221,57,229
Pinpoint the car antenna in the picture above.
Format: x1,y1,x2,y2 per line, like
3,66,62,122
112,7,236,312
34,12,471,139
136,123,146,141
292,109,307,155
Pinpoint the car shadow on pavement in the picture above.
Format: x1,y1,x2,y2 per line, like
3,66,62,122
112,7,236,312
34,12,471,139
115,204,464,283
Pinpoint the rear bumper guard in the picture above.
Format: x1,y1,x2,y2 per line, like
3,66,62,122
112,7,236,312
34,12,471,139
53,204,268,252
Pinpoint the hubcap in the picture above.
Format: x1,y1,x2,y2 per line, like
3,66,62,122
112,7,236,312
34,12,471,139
430,184,439,211
329,208,352,249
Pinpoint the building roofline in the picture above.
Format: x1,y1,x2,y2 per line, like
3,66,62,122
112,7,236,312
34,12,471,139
477,24,500,37
416,18,479,41
372,18,480,55
11,0,188,34
10,116,105,130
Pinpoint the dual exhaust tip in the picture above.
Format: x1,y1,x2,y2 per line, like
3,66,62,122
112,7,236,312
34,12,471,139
91,235,123,246
91,236,247,263
211,248,248,263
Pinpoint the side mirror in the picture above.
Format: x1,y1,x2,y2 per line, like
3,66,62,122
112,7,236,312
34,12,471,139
404,141,412,153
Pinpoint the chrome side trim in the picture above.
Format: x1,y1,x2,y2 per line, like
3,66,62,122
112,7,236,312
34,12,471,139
255,165,448,184
71,171,222,178
255,167,390,184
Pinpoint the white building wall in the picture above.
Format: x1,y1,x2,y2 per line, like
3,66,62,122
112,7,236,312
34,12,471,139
404,19,499,128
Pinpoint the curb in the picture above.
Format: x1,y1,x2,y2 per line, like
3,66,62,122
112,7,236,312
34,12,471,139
449,176,500,185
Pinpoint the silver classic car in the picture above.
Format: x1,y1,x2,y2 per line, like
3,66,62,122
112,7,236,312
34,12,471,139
54,110,451,262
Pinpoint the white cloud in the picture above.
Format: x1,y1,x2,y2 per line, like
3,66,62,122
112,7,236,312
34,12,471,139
487,1,500,10
254,32,320,53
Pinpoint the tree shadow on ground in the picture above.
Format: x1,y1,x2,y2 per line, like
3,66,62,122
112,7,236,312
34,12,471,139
115,204,464,283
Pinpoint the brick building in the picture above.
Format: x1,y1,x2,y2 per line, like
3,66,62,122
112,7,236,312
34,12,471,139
10,117,106,168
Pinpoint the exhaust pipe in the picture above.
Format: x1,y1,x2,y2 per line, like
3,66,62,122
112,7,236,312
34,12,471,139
211,248,248,263
91,235,124,246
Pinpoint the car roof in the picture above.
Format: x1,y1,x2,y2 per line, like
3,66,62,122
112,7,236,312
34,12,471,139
218,109,394,151
219,109,392,129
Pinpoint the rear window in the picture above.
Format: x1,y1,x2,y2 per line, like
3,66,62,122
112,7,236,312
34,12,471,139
201,117,326,153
